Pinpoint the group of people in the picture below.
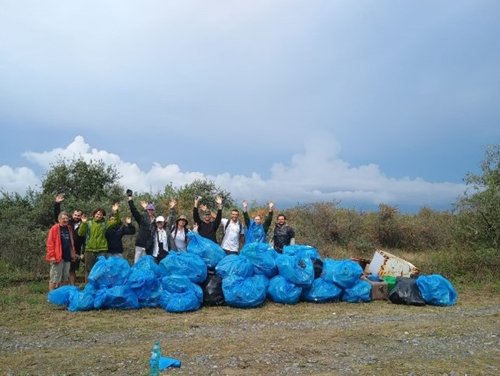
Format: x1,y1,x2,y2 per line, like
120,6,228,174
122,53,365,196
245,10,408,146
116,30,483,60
45,191,296,290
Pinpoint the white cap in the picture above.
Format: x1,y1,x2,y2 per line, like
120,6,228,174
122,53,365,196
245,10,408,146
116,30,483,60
156,216,165,222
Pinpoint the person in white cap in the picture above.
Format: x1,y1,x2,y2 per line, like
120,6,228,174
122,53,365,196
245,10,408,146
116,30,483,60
150,215,170,263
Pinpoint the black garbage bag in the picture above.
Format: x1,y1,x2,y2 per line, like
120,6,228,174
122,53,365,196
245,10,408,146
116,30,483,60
202,274,225,306
388,277,425,306
313,258,323,279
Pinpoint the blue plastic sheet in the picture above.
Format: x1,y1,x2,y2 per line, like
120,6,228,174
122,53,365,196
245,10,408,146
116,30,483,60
159,251,207,284
342,279,372,303
216,254,254,279
275,254,314,287
186,232,226,268
222,275,267,308
301,278,342,303
159,356,181,370
244,220,267,244
416,274,457,306
267,275,302,304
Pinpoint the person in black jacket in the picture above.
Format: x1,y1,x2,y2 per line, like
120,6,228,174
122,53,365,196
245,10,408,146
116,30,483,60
127,190,157,264
192,195,223,243
272,214,295,253
105,216,136,256
53,194,85,285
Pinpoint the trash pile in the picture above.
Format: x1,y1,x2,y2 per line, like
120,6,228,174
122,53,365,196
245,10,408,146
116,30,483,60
48,233,458,313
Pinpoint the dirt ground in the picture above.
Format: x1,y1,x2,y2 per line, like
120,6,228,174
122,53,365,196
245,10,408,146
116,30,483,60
0,286,499,376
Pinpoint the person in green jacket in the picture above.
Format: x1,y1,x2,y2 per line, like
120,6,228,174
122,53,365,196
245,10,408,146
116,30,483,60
78,202,120,281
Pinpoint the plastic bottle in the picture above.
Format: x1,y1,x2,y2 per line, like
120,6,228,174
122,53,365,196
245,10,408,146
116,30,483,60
149,341,161,376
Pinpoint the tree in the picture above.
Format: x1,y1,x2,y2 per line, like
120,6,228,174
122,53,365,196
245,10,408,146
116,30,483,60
174,179,235,213
454,145,500,250
41,157,123,212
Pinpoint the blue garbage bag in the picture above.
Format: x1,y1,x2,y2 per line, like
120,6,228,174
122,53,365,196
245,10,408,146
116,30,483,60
222,275,267,308
283,244,321,261
216,254,254,279
48,285,79,306
276,254,314,287
342,279,372,303
94,286,139,310
159,279,203,313
159,251,207,284
161,275,195,293
127,256,162,307
320,258,336,281
240,243,278,278
301,278,343,303
254,274,270,290
267,275,302,304
329,260,363,289
68,289,95,312
88,255,130,289
186,232,225,268
416,274,457,306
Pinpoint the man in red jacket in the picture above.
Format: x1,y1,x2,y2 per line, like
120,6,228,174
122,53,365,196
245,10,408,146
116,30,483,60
46,212,77,290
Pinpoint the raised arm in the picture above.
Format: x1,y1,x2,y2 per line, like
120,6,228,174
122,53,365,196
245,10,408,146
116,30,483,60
53,194,64,223
212,195,223,229
263,201,274,233
242,200,250,227
128,195,142,223
193,196,202,225
166,199,177,229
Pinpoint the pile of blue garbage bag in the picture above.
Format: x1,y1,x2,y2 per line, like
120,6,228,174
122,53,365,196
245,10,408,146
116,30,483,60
48,233,457,313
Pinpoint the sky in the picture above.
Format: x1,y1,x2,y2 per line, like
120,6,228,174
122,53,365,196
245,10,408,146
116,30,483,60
1,1,499,212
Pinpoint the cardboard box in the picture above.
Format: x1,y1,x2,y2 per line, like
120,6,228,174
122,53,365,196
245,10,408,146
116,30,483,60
364,278,389,300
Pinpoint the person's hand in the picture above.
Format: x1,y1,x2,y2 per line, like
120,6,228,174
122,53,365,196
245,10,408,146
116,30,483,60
215,195,223,206
169,199,176,209
194,196,202,206
199,203,208,212
242,200,248,210
48,257,56,263
268,201,274,210
112,202,120,212
125,216,132,224
140,201,148,209
55,193,65,203
81,214,88,223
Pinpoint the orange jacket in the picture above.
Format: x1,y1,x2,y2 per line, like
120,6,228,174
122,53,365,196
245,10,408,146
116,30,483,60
46,223,76,263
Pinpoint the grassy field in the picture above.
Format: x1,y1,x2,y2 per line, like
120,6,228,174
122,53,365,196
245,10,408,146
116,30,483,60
1,280,499,376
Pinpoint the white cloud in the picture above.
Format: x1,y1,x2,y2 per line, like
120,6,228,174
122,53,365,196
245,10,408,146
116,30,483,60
2,135,465,209
0,165,41,193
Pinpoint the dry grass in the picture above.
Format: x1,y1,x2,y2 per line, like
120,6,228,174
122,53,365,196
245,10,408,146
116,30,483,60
1,282,499,375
